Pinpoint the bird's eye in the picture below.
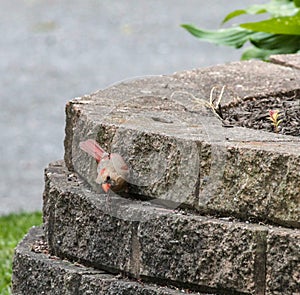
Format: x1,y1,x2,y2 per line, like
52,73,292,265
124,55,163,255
106,176,111,181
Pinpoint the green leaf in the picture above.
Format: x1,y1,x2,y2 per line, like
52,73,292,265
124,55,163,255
222,10,246,24
250,32,300,51
294,0,300,7
240,12,300,35
266,0,299,16
241,46,285,60
241,32,300,60
223,0,299,23
181,24,255,48
182,0,300,61
222,7,267,24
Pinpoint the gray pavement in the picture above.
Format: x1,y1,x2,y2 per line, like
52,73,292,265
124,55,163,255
0,0,265,215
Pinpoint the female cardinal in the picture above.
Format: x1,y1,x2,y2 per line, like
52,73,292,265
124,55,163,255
79,139,129,193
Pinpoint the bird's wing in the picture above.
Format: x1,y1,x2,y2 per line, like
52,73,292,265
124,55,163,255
79,139,107,162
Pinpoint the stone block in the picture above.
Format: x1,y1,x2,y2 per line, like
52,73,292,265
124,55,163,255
203,142,300,228
265,227,300,295
12,226,206,295
63,61,300,227
43,161,270,294
138,215,267,295
270,54,300,70
43,161,139,276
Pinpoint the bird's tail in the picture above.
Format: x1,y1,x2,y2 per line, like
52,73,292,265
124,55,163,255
79,139,107,162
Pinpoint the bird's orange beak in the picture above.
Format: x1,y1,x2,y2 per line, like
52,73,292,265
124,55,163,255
102,183,111,193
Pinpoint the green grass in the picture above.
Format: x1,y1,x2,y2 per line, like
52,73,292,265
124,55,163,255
0,211,42,295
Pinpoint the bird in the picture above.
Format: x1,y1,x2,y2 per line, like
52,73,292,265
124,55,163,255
79,139,129,193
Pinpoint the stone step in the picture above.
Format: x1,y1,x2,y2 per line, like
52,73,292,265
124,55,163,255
12,226,209,295
64,60,300,228
42,161,300,295
269,53,300,70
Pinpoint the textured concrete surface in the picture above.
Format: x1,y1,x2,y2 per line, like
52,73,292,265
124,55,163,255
43,161,272,294
64,60,300,227
138,216,267,294
1,0,268,215
266,227,300,294
13,226,208,295
270,54,300,70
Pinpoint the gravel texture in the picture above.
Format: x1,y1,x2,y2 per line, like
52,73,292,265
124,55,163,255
222,90,300,137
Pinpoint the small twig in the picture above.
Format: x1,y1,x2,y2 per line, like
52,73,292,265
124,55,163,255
170,86,227,122
208,86,226,120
